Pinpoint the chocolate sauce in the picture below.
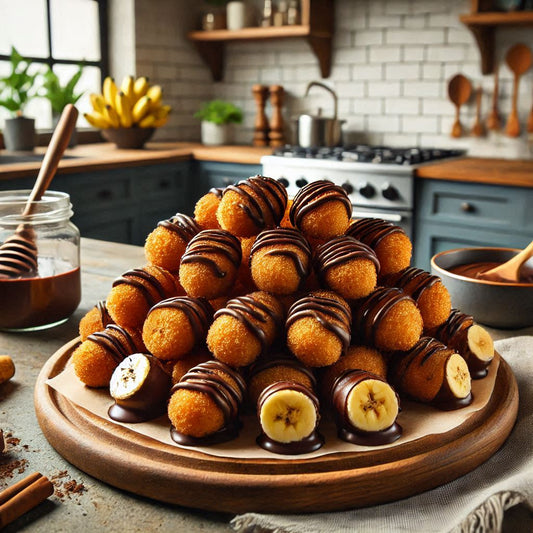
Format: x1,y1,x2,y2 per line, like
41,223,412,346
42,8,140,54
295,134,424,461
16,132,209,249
214,294,283,353
224,176,287,229
0,266,80,330
352,287,412,345
96,300,114,328
289,180,352,229
88,324,138,365
180,229,242,278
315,235,380,283
256,381,324,455
158,213,200,243
108,354,171,423
112,267,170,308
250,228,312,282
209,187,224,198
148,296,214,342
170,423,241,447
0,233,38,278
286,295,352,353
383,266,440,301
331,369,402,446
346,217,405,248
450,261,533,284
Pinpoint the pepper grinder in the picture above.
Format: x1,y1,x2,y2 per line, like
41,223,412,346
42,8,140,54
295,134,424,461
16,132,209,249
252,84,270,147
268,85,285,147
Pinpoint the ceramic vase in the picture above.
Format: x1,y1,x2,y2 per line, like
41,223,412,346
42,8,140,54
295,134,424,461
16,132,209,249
201,121,233,146
2,116,36,151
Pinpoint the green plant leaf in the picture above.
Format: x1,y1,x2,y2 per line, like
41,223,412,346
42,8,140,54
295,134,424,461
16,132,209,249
194,99,243,125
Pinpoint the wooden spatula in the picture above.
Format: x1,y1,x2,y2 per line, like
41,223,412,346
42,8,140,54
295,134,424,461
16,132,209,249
448,74,472,138
477,240,533,283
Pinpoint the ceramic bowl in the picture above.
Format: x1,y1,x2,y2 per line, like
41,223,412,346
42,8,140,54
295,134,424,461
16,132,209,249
431,247,533,330
101,127,155,149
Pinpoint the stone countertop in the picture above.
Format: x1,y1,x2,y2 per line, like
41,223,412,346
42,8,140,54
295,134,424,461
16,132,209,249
1,142,532,188
0,238,232,532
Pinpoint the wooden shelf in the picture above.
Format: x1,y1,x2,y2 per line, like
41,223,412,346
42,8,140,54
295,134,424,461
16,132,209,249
460,11,533,74
187,0,334,81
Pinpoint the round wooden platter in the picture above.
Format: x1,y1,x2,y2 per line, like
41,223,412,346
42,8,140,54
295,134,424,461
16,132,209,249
34,339,519,514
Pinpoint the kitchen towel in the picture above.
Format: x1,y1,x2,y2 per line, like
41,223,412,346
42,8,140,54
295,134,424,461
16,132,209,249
231,335,533,533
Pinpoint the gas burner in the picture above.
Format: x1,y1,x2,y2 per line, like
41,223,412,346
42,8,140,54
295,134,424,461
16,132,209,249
273,145,465,166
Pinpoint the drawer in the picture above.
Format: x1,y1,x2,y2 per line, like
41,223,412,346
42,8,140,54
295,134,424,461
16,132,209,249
416,179,532,231
135,163,190,200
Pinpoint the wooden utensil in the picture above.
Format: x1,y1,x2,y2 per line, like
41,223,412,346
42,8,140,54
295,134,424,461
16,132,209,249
0,104,79,278
527,87,533,134
486,66,501,131
471,86,485,137
505,43,532,138
477,240,533,282
448,74,472,138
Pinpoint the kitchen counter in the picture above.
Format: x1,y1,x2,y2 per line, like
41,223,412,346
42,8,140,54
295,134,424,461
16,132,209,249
1,143,532,188
0,238,532,532
0,142,272,180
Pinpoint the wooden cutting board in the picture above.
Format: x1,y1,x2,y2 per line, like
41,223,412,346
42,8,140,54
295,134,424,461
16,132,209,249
34,339,519,514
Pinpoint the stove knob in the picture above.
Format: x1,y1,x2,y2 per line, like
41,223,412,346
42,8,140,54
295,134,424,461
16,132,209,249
277,177,289,188
295,177,308,188
341,182,354,195
382,183,399,201
358,183,375,199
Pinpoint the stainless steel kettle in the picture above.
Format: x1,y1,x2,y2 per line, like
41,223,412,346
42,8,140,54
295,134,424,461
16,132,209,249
295,81,345,147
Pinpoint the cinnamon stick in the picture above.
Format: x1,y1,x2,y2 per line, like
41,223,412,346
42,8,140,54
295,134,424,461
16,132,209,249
0,472,54,528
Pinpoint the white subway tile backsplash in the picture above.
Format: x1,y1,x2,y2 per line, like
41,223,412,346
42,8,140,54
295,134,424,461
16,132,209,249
134,0,533,146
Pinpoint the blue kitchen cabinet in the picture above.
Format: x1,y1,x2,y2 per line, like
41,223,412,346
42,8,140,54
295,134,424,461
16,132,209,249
414,179,533,270
1,161,193,246
193,161,262,198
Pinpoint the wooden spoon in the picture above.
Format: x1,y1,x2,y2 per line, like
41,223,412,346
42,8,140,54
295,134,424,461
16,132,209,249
527,87,533,134
471,86,485,137
448,74,472,138
0,104,79,278
477,240,533,283
486,65,501,131
505,43,532,138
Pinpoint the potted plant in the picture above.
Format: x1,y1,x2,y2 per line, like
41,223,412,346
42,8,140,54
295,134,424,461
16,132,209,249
0,47,39,151
194,99,243,145
40,64,84,146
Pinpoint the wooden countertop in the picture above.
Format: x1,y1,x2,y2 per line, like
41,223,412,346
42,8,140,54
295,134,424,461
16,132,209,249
0,142,272,180
415,157,533,188
1,142,532,188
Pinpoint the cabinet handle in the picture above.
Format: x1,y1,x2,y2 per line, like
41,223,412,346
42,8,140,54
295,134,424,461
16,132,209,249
97,189,113,200
461,202,475,213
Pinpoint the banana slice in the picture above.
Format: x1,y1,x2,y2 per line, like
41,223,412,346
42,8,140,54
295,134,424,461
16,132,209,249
467,324,494,363
259,386,318,444
110,353,151,401
445,353,471,399
346,378,399,433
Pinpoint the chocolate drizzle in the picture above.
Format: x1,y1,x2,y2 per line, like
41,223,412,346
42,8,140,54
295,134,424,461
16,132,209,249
331,369,402,446
352,287,412,345
224,175,288,230
96,300,114,328
256,380,324,455
383,266,440,301
286,295,352,353
214,294,283,353
169,361,246,446
0,233,38,279
208,187,224,198
87,324,139,365
315,235,380,283
148,296,214,343
112,266,170,308
158,213,200,242
180,229,242,278
250,227,312,281
435,308,473,341
346,218,406,248
289,180,352,229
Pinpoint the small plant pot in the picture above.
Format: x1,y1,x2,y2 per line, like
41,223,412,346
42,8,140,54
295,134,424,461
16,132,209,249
201,121,234,146
2,116,36,151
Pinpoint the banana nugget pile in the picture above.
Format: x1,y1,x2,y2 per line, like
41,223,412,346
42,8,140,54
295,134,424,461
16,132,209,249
73,177,495,455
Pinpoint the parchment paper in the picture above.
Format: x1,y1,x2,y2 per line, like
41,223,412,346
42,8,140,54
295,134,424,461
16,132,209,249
46,351,499,460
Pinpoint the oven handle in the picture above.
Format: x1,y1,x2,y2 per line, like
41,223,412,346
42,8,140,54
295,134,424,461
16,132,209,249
351,209,411,223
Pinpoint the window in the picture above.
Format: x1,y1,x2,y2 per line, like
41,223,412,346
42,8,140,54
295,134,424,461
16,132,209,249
0,0,108,130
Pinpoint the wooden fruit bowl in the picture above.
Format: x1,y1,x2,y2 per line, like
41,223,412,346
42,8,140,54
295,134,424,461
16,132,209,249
34,339,518,514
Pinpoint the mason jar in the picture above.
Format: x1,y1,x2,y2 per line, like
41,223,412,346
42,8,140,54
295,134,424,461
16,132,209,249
0,190,81,331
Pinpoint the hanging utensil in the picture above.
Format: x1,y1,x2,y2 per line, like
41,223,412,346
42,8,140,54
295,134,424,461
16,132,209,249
448,74,472,138
486,65,501,131
505,43,532,138
471,86,485,137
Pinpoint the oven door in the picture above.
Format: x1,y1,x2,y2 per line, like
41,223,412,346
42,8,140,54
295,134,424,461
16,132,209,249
351,206,413,241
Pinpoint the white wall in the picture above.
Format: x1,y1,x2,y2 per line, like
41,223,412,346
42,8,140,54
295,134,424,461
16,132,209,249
133,0,533,158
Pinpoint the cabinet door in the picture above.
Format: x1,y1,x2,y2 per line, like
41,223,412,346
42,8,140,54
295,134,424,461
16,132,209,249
194,161,262,198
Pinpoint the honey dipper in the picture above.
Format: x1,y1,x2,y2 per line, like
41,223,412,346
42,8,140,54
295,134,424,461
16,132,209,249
0,104,78,278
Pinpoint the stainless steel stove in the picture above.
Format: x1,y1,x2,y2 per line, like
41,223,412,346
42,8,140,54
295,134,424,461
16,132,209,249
261,145,465,239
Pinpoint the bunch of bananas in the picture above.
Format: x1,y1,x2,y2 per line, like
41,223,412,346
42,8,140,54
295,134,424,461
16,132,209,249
84,76,171,129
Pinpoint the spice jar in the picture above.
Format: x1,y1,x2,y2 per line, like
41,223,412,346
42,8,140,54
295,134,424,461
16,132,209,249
0,190,81,331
